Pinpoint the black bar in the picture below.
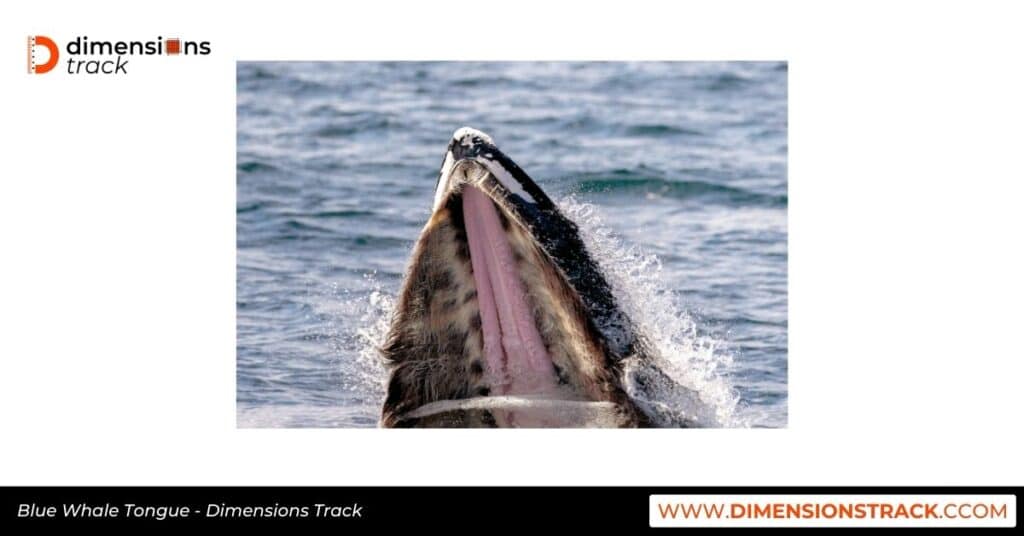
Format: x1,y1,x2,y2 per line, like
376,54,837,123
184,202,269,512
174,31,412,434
0,487,1019,530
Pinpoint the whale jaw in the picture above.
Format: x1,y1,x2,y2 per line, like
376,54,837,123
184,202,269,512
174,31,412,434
380,129,645,428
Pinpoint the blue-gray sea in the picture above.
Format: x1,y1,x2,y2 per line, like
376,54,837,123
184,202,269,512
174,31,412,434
237,62,787,428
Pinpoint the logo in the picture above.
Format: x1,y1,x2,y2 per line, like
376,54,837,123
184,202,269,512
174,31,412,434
25,35,211,75
27,36,59,74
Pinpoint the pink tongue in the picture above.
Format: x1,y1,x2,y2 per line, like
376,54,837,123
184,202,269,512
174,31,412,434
462,186,558,396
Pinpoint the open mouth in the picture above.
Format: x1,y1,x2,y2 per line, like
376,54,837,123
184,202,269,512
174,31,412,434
461,183,560,397
432,160,572,426
381,128,643,427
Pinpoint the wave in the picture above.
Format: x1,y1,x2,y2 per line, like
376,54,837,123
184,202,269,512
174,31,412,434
307,209,376,219
312,115,405,139
237,64,279,81
449,76,528,88
237,161,280,174
705,72,751,92
237,202,264,214
624,124,704,137
574,174,786,207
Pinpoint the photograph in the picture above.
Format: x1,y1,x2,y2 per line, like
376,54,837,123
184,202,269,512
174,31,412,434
5,1,1022,530
236,61,788,428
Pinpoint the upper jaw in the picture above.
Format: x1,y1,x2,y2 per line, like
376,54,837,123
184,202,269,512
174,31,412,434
432,127,555,215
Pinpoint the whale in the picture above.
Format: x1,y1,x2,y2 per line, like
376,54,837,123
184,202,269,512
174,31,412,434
380,127,674,427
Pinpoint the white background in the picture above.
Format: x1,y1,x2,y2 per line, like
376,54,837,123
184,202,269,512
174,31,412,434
1,1,1021,485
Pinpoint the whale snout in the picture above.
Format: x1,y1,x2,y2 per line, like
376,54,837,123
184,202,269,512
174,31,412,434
447,127,496,164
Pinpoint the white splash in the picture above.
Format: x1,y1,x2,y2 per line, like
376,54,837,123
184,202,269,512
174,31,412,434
352,277,391,401
558,196,745,428
321,273,389,407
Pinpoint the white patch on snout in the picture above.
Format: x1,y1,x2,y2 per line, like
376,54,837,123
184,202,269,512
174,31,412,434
432,150,455,211
478,158,536,204
452,126,494,146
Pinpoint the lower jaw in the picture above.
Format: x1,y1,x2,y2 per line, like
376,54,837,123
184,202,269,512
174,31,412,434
461,185,560,401
402,396,630,428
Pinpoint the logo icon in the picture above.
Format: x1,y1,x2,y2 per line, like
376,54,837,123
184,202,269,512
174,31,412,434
27,35,59,74
165,38,181,55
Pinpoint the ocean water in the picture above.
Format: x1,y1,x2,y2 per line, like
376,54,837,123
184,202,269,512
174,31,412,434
236,61,787,428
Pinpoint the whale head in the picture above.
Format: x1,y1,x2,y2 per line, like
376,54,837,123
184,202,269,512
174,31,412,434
380,127,649,427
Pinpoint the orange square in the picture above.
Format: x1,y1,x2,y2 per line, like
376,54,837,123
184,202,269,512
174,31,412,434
166,38,181,55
